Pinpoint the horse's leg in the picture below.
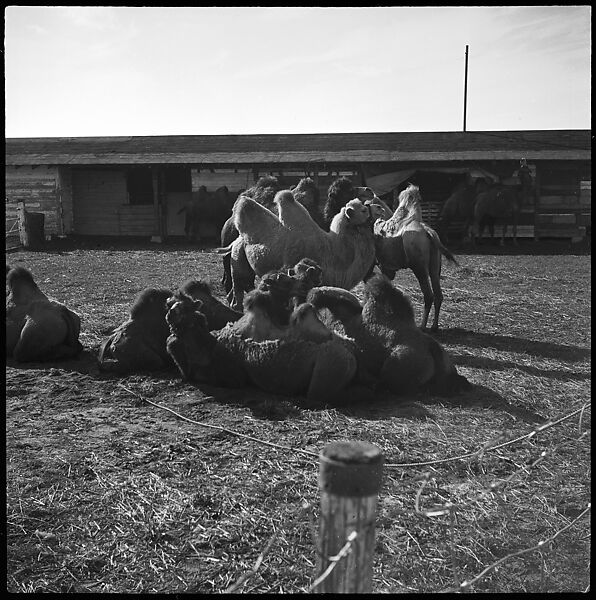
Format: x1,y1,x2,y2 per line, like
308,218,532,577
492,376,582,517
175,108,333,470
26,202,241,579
412,265,434,331
428,250,443,332
500,222,507,246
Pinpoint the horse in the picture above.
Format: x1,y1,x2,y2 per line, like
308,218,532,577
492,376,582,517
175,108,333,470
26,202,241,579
472,183,522,246
374,184,458,331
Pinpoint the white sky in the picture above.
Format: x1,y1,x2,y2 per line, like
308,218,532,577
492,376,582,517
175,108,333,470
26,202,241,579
4,5,592,138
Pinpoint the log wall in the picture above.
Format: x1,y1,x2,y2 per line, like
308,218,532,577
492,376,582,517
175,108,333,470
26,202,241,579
5,166,60,238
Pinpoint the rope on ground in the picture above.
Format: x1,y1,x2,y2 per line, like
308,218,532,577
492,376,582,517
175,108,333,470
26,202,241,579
116,383,319,459
118,382,589,471
384,402,591,469
443,503,591,593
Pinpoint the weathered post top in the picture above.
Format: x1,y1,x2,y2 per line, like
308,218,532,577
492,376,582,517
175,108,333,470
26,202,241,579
319,440,384,497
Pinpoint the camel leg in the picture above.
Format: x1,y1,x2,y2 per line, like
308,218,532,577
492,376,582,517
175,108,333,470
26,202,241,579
428,251,443,332
412,266,434,331
221,253,232,294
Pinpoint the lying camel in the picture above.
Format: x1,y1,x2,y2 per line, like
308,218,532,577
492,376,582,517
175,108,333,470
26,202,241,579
307,274,470,396
165,290,357,406
97,287,174,374
6,266,83,362
219,193,384,310
98,279,242,374
178,279,242,330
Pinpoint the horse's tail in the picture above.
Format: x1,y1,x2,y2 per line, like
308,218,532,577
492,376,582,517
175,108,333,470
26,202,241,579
423,223,459,265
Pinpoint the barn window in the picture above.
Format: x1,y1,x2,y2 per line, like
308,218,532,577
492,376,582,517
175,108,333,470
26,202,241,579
126,168,154,205
164,166,192,193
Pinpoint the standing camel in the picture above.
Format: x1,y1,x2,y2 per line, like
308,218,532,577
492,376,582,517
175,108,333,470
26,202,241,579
472,183,522,246
438,177,487,243
374,184,458,331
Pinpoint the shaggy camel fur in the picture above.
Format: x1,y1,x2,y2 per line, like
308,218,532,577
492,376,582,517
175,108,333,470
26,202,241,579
165,290,357,406
220,194,383,310
98,279,242,374
322,177,382,229
374,184,458,331
220,175,283,293
307,274,470,396
6,266,83,362
98,288,173,374
178,279,242,330
220,177,321,298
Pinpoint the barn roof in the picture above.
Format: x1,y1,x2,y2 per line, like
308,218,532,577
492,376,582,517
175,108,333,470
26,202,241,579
5,130,591,166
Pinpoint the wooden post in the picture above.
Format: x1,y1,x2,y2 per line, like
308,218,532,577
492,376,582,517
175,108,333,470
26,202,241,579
150,167,163,243
315,441,383,593
17,202,28,248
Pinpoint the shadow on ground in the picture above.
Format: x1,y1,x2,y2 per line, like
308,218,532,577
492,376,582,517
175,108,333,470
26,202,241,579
434,327,590,362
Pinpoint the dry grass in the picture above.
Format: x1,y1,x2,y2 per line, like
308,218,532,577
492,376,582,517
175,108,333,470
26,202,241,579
6,237,591,593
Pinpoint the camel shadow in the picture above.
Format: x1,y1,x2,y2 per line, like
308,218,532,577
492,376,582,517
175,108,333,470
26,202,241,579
5,348,102,377
452,353,590,381
422,384,547,424
433,327,590,363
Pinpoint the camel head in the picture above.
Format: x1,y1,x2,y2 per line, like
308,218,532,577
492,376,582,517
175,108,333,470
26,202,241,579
245,271,302,327
6,266,44,303
288,257,323,290
291,177,320,210
165,292,208,332
342,199,373,226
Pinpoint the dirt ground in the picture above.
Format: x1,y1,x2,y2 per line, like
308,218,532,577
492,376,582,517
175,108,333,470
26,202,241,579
5,238,591,593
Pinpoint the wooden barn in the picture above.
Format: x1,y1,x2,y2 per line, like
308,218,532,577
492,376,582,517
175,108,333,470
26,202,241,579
5,130,591,245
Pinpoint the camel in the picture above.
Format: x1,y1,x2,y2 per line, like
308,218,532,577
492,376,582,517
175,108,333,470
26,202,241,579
97,277,242,374
323,176,381,229
219,193,384,310
374,184,458,331
223,261,324,342
438,178,485,243
165,288,357,407
472,183,522,246
178,279,242,330
307,274,470,396
6,266,83,362
97,288,174,374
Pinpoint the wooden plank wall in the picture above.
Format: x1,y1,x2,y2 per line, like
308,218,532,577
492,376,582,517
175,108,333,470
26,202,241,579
71,169,156,236
5,166,60,238
536,180,589,241
191,168,253,192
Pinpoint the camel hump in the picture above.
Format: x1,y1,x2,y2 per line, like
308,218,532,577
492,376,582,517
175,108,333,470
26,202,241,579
307,286,363,321
275,189,321,233
59,306,82,350
234,195,284,240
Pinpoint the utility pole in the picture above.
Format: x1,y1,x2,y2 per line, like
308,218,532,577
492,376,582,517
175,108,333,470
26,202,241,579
463,44,469,132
